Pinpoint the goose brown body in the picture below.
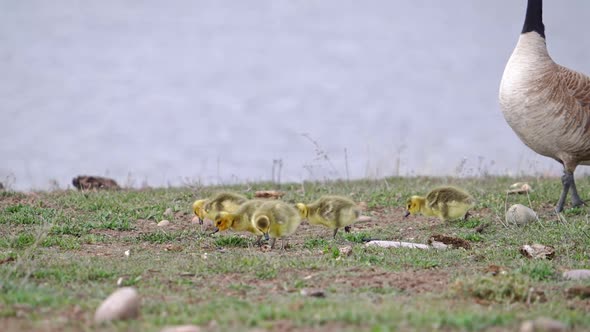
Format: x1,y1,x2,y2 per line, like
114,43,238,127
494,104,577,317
499,0,590,211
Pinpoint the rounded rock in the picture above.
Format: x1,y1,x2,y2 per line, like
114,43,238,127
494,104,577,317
519,317,566,332
158,220,170,227
562,269,590,281
94,287,140,323
191,216,201,225
506,204,537,226
160,325,201,332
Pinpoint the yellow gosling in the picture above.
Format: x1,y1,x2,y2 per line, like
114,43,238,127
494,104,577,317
405,186,475,222
202,192,248,220
296,195,360,238
212,200,266,245
252,201,302,250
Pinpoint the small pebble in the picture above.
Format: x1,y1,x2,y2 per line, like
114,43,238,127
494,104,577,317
191,216,201,225
519,317,566,332
201,218,214,231
94,287,140,323
158,220,170,227
160,325,201,332
163,208,173,217
562,269,590,281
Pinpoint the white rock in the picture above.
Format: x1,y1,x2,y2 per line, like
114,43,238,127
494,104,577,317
506,204,537,226
430,241,449,250
562,269,590,281
94,287,140,323
160,325,201,332
356,215,372,222
158,220,170,227
365,240,430,249
520,317,566,332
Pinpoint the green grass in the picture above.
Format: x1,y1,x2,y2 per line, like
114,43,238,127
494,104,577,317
1,177,590,331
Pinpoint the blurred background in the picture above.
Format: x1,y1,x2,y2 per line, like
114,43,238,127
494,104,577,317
2,0,590,190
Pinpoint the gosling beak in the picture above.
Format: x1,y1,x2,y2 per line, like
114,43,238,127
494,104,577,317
404,211,411,218
210,227,219,236
264,233,270,241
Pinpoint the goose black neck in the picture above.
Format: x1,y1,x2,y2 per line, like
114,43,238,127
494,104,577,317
522,0,545,38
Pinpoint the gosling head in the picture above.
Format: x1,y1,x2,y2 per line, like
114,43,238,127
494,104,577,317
213,212,234,233
295,203,308,219
192,199,207,224
254,215,271,240
405,196,425,217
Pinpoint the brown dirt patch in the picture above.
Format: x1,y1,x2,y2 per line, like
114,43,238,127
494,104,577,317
429,234,472,250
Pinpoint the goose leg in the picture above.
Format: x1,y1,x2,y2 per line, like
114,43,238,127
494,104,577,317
332,228,339,239
569,176,585,207
270,238,276,250
556,171,573,212
463,211,471,221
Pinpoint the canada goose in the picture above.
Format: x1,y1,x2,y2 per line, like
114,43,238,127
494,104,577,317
404,186,475,222
212,200,266,244
252,201,302,250
295,195,360,239
499,0,590,212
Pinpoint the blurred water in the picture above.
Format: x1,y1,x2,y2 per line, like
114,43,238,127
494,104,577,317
2,1,590,190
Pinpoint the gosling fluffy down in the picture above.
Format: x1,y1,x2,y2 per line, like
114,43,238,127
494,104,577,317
296,195,360,238
405,186,475,222
192,199,208,224
213,199,266,244
252,201,302,250
202,192,248,220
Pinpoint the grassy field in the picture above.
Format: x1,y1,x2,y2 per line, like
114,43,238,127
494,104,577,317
1,176,590,331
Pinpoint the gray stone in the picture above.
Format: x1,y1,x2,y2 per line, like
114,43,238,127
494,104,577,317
506,204,537,226
94,287,140,323
562,269,590,281
520,317,566,332
158,219,170,227
160,325,201,332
